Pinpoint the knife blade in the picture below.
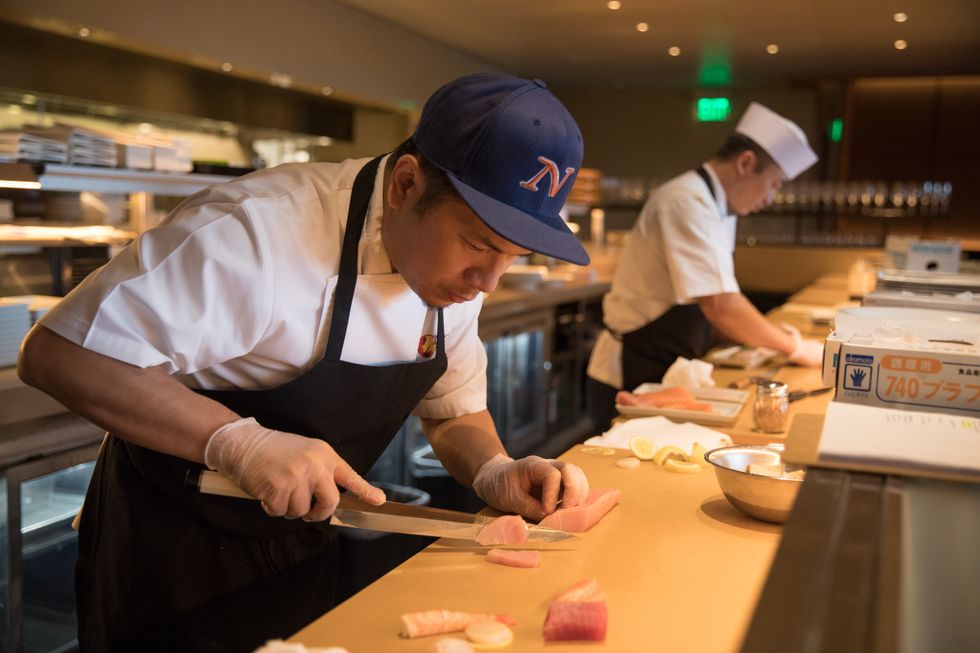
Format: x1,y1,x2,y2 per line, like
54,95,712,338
190,469,578,544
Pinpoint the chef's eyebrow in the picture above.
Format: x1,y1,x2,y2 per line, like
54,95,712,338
476,234,532,256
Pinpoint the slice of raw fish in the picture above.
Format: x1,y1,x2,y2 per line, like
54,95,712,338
485,548,542,568
537,488,621,532
399,610,513,638
553,578,606,603
616,386,695,407
659,398,713,412
474,514,528,546
542,600,608,642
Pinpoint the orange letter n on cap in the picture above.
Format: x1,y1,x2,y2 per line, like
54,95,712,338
519,156,576,198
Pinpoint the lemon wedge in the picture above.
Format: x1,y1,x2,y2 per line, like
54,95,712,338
665,458,702,474
653,445,688,466
629,436,656,461
688,442,708,467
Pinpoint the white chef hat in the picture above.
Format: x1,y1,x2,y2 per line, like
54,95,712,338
735,102,817,180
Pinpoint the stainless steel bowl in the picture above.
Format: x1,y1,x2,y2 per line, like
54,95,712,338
705,445,804,524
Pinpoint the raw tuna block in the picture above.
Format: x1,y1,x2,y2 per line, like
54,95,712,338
543,601,608,642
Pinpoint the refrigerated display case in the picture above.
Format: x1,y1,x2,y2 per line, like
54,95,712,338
1,443,99,653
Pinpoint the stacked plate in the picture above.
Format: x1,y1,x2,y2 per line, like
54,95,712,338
0,301,31,367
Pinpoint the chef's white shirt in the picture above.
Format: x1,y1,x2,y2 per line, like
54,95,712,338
586,163,739,389
39,155,488,419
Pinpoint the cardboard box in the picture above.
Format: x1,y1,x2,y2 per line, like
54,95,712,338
823,335,980,416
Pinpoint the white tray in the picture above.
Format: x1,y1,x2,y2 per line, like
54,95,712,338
615,383,750,427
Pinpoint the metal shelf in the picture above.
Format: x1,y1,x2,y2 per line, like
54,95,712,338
0,162,234,196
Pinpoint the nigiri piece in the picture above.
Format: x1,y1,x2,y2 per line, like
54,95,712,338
537,488,621,532
400,610,513,638
485,548,541,568
475,514,528,546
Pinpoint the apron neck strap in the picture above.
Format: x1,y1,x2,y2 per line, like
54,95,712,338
326,155,384,361
695,165,717,202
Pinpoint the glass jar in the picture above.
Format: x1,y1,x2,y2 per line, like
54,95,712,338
754,380,790,433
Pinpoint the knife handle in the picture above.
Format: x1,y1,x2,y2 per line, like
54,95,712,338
188,469,255,499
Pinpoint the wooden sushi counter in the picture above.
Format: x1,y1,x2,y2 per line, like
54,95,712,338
289,444,784,652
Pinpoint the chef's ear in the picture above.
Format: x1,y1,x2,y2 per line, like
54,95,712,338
387,154,424,211
733,150,757,178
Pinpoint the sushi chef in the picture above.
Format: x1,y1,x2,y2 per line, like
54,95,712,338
586,102,825,432
18,73,591,652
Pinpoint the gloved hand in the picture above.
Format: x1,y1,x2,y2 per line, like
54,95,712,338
471,453,590,522
205,417,385,521
781,323,825,368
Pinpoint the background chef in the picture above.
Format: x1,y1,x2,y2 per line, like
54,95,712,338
586,102,825,433
18,73,591,652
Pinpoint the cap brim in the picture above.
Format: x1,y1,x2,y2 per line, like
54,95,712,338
445,173,590,266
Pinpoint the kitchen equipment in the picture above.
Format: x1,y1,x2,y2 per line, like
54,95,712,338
705,445,804,524
728,367,779,390
191,469,577,543
753,380,790,433
788,386,834,402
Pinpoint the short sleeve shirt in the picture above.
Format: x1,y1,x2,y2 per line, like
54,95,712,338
586,164,739,388
39,156,488,419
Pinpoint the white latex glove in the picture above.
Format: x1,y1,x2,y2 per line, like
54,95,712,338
205,417,385,521
781,323,824,368
471,453,590,522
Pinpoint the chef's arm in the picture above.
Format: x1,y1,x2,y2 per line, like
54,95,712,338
19,326,385,519
420,409,504,487
18,326,237,462
697,292,797,355
422,410,590,520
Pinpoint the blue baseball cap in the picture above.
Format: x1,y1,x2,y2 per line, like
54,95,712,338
413,73,589,265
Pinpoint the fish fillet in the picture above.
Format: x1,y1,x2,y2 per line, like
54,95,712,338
554,578,605,603
399,610,513,638
475,514,528,546
617,388,713,412
485,548,541,568
537,488,621,532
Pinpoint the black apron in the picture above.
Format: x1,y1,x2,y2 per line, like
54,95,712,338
615,166,718,391
76,156,448,653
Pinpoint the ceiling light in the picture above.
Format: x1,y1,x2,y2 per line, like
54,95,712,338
320,86,334,96
893,12,908,23
220,62,233,72
77,27,90,38
668,46,681,57
766,44,779,55
607,1,621,9
894,39,908,50
636,22,649,33
270,72,293,88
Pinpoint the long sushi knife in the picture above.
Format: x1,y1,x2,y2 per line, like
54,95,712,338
191,469,579,544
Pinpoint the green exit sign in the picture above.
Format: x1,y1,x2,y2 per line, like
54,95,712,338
695,97,731,122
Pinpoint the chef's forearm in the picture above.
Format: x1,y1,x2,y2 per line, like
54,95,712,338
420,409,506,486
18,326,239,462
698,292,796,353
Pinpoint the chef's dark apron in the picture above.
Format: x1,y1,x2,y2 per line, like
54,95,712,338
75,156,449,653
614,166,719,391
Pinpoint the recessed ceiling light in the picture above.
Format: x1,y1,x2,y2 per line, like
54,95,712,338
893,12,908,23
766,44,779,54
636,22,649,32
607,1,622,10
77,27,90,38
894,39,908,50
668,46,681,57
220,62,233,72
321,86,334,96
